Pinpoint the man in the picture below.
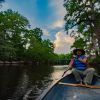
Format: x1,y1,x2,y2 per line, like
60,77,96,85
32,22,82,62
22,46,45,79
67,48,95,85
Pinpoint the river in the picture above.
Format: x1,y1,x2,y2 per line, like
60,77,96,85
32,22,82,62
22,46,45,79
0,64,67,100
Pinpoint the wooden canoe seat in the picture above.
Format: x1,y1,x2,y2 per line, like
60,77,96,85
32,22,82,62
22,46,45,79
59,82,100,89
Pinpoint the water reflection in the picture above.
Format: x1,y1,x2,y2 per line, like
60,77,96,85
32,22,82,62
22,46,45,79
50,65,67,81
0,64,66,100
0,64,100,100
0,65,24,100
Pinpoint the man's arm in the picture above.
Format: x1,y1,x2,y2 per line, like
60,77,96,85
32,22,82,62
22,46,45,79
67,59,74,70
62,59,74,77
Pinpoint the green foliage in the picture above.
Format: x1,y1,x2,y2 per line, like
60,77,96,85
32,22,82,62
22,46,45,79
71,37,86,49
0,9,29,60
56,53,72,64
90,56,100,63
64,0,100,54
26,36,55,61
64,0,100,31
57,53,72,60
29,28,43,42
0,9,57,62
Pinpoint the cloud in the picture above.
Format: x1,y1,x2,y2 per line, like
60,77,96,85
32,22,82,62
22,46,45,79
48,0,75,54
49,0,66,18
50,19,65,29
54,31,74,54
47,0,66,35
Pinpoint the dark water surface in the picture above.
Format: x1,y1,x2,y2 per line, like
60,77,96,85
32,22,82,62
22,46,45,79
0,64,67,100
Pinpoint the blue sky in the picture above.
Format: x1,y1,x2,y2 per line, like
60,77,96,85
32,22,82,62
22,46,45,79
0,0,74,54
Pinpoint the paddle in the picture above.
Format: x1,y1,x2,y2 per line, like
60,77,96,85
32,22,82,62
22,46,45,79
62,58,74,77
62,67,70,77
59,82,100,89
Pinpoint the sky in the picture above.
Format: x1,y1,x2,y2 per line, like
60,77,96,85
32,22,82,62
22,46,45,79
0,0,74,54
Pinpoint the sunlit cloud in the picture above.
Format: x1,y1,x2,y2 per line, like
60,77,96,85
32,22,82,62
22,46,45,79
54,31,75,54
50,20,65,29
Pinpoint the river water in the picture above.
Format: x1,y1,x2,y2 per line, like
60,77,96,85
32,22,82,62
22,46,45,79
0,64,67,100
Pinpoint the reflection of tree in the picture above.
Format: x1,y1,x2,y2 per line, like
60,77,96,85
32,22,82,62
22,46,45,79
26,65,54,83
12,70,29,100
0,65,54,100
0,65,24,100
0,65,59,100
24,65,54,99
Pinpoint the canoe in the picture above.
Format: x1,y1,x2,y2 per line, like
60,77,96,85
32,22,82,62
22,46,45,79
37,71,100,100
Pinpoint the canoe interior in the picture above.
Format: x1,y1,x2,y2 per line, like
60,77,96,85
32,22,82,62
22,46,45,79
42,74,100,100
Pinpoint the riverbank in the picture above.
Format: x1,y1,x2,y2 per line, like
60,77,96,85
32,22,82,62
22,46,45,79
0,60,69,65
0,61,99,67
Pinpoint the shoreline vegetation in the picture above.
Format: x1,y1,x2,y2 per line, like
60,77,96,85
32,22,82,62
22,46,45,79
0,59,99,66
0,60,70,65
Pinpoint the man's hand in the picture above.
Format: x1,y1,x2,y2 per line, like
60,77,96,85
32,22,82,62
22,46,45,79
78,58,87,64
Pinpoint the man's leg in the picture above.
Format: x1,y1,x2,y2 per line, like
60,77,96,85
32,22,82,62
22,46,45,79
83,68,95,85
72,68,82,83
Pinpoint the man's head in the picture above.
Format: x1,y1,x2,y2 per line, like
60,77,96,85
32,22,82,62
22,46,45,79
73,48,85,55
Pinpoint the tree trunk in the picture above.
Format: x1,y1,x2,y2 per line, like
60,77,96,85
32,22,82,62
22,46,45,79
93,20,100,53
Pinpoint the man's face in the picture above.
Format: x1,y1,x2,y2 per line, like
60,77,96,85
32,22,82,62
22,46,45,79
76,50,82,55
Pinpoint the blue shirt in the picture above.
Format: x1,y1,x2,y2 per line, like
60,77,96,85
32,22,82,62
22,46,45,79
73,55,87,70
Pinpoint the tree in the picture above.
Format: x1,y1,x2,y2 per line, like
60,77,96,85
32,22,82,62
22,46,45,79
0,9,29,60
64,0,100,54
29,28,43,42
0,9,57,62
42,39,54,54
26,30,55,62
71,37,86,49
